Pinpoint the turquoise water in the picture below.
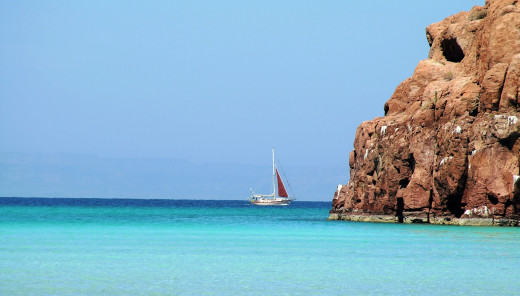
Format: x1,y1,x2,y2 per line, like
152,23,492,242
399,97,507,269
1,198,519,295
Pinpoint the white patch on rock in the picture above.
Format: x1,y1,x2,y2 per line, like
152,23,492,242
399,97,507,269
494,114,506,120
364,149,369,160
465,206,491,217
513,175,520,185
439,156,453,166
395,128,399,132
453,126,462,134
334,185,343,199
508,116,518,125
380,126,387,135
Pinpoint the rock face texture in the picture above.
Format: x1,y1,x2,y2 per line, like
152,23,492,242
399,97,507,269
330,0,520,226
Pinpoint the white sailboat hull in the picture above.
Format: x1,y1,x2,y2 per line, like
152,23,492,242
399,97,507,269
250,198,291,206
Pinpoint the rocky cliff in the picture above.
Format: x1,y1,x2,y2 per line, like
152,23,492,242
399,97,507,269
330,0,520,226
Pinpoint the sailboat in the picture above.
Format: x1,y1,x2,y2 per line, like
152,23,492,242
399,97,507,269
249,149,295,206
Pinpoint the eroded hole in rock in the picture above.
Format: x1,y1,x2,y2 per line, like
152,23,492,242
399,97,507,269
488,194,499,205
399,178,410,189
396,197,404,223
384,103,389,116
469,104,479,116
499,136,518,151
394,165,401,174
441,38,465,62
373,157,380,173
504,198,512,215
446,194,465,218
407,153,416,174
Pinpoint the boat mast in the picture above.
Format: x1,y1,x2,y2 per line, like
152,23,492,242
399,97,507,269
272,148,276,198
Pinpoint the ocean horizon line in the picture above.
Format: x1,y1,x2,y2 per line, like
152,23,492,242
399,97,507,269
0,196,330,203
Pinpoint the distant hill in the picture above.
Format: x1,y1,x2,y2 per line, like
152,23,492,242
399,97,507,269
0,153,346,201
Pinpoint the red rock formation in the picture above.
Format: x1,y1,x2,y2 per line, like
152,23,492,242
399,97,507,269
330,0,520,226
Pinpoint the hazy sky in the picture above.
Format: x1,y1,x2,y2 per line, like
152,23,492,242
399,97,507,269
1,0,485,167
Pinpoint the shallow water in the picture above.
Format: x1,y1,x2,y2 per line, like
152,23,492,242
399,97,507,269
1,198,519,295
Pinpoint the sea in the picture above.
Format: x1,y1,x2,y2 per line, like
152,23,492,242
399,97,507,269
1,198,519,296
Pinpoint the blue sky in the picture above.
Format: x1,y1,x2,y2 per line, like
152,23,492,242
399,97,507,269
0,1,484,200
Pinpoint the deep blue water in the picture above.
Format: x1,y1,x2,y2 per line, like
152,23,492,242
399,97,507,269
1,197,519,295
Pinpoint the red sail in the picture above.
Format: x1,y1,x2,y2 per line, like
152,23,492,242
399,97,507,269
276,168,289,197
